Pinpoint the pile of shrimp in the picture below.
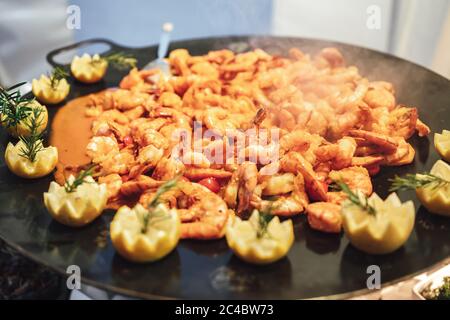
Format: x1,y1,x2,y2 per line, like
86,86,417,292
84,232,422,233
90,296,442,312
84,47,430,239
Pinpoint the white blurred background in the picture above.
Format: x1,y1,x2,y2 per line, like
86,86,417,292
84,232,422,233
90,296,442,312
0,0,450,87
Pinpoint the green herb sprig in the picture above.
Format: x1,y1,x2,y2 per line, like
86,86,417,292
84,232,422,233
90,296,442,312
48,67,69,90
92,52,137,70
138,176,179,234
17,107,45,162
0,82,33,129
422,276,450,300
389,173,450,192
434,277,450,300
64,164,97,193
256,205,275,238
334,181,377,216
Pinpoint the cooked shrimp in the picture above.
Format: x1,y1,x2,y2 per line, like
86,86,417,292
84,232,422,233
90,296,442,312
348,129,398,153
280,151,328,201
306,202,342,233
364,86,395,110
100,148,135,175
315,137,356,169
136,144,164,167
260,173,295,196
382,138,415,166
98,174,123,199
120,175,165,196
152,156,185,181
416,119,430,137
236,162,258,214
387,106,418,139
85,46,431,239
143,181,229,239
183,167,232,180
255,173,309,216
86,136,119,163
328,166,372,196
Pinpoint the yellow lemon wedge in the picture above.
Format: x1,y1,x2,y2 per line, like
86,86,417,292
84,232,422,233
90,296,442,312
5,140,58,178
32,74,70,104
434,130,450,162
342,192,415,255
71,54,108,83
416,160,450,216
226,210,294,265
1,100,48,138
110,204,180,263
43,176,108,227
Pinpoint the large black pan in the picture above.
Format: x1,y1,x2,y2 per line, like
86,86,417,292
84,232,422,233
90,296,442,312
1,36,450,299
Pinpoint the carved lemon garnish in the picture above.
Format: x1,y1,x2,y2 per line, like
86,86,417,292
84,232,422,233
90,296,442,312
1,100,48,138
342,192,415,254
435,130,450,162
415,160,450,216
32,69,70,104
226,210,294,265
5,140,57,178
110,203,181,263
43,171,107,227
71,54,108,83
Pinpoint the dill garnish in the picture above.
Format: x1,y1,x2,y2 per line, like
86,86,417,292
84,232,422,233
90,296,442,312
64,164,97,193
389,173,450,192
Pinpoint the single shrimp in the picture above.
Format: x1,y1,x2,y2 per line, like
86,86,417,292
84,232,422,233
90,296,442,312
328,166,373,196
387,106,418,139
98,173,123,199
136,144,164,167
280,152,328,202
416,119,430,137
348,129,398,154
306,202,342,233
143,181,229,240
86,136,120,163
119,68,158,89
315,137,356,170
100,148,135,175
254,173,309,216
183,167,232,181
237,162,259,214
120,175,165,197
202,107,242,136
279,130,316,155
382,138,415,166
364,86,396,110
152,156,186,181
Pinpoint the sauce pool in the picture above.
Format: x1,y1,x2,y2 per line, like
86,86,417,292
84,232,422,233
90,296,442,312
50,94,97,183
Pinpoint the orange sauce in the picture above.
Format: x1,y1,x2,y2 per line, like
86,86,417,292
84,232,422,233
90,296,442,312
50,93,99,183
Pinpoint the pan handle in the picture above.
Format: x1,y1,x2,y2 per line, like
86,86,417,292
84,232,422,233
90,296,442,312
46,38,125,68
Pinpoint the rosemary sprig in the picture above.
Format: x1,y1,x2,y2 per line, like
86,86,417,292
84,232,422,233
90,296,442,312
389,173,450,192
0,82,33,129
334,181,377,216
48,67,69,89
138,176,179,234
92,52,137,70
64,164,97,193
435,277,450,300
18,107,45,162
256,206,275,238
